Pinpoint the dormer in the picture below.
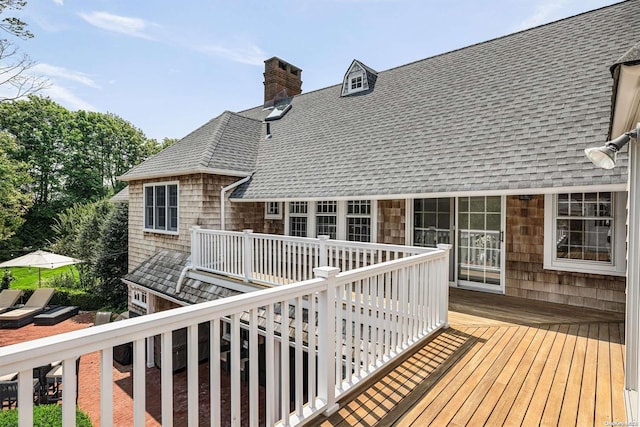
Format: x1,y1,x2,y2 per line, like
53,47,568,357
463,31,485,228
341,60,378,97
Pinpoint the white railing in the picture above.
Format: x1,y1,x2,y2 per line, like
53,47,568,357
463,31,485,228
192,228,437,285
0,241,450,427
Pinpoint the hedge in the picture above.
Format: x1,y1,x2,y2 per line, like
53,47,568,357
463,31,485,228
0,404,92,427
20,289,103,311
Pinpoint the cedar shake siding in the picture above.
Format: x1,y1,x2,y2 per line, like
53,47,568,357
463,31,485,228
378,200,406,245
505,195,625,313
128,174,265,272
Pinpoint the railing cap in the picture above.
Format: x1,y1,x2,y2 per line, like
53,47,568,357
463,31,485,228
437,243,453,251
314,266,340,278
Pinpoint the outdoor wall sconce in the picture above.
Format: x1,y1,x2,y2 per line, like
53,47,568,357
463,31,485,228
585,128,638,169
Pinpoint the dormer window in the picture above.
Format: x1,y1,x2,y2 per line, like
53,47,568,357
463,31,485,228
351,75,363,90
341,60,377,97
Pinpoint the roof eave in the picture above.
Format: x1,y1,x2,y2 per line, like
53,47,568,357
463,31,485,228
118,167,253,182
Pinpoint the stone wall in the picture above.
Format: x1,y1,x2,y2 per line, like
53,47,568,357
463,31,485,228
377,200,406,245
505,195,626,313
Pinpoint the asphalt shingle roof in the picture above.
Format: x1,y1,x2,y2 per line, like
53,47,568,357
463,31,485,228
120,1,639,198
120,111,261,180
232,0,638,200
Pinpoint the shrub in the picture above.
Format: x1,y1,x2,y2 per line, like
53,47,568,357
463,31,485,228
0,404,92,427
1,270,14,290
22,289,104,311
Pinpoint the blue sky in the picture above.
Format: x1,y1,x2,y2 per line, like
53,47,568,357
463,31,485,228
7,0,621,141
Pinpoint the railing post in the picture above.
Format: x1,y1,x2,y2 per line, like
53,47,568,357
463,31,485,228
437,244,452,328
243,229,253,282
318,235,329,267
315,266,340,415
191,226,201,269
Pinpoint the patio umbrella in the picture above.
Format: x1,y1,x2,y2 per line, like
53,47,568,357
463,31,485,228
0,250,83,287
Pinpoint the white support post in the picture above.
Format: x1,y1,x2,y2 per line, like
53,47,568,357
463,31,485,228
626,129,640,420
319,235,329,267
437,244,453,328
191,226,201,269
315,266,340,416
62,358,77,427
243,229,253,283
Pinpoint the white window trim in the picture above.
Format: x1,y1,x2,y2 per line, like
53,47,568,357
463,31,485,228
543,192,626,276
285,200,378,242
131,288,148,309
265,202,283,220
143,181,179,235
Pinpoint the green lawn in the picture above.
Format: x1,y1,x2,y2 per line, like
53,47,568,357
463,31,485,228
3,265,80,290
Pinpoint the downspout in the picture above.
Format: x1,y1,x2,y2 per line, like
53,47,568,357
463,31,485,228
220,173,253,231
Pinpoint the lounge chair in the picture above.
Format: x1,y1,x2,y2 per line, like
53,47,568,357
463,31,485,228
0,289,22,314
33,305,79,326
0,288,55,329
94,311,112,326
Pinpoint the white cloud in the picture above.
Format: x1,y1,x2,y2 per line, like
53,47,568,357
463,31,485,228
195,43,266,66
52,0,63,5
78,11,156,40
32,63,100,88
43,84,96,111
515,0,568,31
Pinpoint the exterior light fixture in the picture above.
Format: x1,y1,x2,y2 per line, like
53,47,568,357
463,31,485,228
585,128,638,169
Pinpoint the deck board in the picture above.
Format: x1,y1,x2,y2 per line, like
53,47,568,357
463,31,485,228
312,288,627,427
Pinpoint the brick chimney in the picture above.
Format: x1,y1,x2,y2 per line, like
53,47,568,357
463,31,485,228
263,57,302,106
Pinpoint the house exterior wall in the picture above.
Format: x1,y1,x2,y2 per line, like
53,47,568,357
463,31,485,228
505,195,626,313
377,199,406,245
128,174,252,272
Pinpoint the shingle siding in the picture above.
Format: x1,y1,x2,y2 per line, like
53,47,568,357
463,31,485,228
505,195,625,313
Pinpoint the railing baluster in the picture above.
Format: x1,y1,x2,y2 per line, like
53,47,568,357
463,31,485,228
345,282,353,384
250,309,259,427
161,331,173,427
133,338,146,427
211,319,221,427
354,278,362,378
231,313,241,426
280,300,290,426
17,370,33,427
188,325,198,426
265,305,276,425
308,291,317,410
295,296,304,416
101,347,114,427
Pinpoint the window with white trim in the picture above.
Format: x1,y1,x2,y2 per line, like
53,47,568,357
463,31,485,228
289,202,308,237
265,202,282,220
144,183,178,233
132,288,148,309
544,192,626,276
316,201,337,239
347,200,371,242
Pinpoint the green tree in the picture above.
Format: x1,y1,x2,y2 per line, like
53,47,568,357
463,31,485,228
94,203,128,307
0,131,31,241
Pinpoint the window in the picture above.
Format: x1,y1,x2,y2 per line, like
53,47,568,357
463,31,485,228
544,192,626,276
144,183,178,233
265,202,282,220
351,76,363,90
316,201,337,238
347,200,371,242
289,202,308,237
132,288,148,309
414,198,451,247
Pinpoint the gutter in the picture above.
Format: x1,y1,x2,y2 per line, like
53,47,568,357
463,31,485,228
220,173,254,230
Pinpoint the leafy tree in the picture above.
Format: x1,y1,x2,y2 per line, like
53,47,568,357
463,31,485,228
94,203,128,307
0,1,48,102
0,130,31,241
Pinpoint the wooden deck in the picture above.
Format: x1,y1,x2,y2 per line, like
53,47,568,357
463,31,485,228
315,288,626,427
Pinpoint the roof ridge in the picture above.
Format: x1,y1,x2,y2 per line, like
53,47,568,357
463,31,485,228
197,111,232,168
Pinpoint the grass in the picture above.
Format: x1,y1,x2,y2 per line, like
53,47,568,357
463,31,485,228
3,265,80,290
